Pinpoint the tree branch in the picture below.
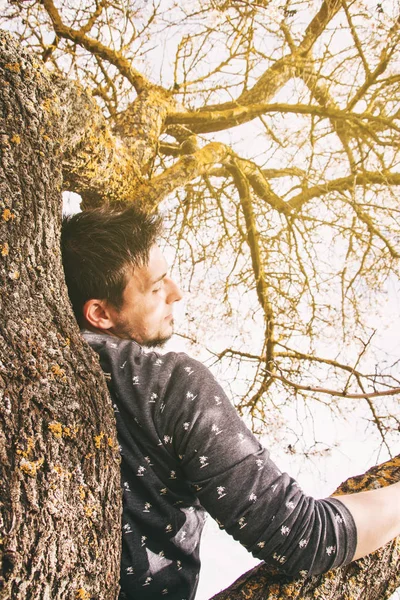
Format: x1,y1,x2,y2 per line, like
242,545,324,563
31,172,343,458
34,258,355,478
236,0,342,107
166,102,400,136
228,161,276,376
347,14,400,111
340,0,370,77
169,0,342,118
297,0,342,54
42,0,149,94
54,79,175,207
55,77,143,207
287,172,400,212
268,372,400,400
131,142,231,208
343,196,400,259
216,345,400,400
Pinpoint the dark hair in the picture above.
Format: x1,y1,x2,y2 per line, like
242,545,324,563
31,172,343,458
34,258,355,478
61,206,163,323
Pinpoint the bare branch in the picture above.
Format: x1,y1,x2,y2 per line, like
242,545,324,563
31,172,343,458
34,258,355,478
228,160,276,376
42,0,150,93
288,172,400,213
268,372,400,400
347,15,400,110
340,0,370,77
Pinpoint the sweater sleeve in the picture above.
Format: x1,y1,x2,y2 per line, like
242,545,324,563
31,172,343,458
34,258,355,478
157,354,357,577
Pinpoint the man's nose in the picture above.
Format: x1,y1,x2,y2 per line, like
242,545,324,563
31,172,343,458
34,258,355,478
166,278,183,303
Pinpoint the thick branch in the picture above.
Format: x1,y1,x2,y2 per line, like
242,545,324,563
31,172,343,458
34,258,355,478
205,159,290,214
114,86,175,175
54,77,175,207
236,0,342,106
209,165,307,181
131,143,231,208
55,77,143,207
166,102,400,136
297,0,342,54
176,0,342,118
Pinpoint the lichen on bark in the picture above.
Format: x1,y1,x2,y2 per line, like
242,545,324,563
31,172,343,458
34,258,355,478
0,31,121,599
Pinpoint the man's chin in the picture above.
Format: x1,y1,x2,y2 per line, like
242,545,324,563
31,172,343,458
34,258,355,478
142,334,173,349
142,326,174,348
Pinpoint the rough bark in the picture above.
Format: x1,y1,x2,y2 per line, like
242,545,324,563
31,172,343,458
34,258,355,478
0,31,121,599
210,454,400,600
52,76,221,210
57,76,144,209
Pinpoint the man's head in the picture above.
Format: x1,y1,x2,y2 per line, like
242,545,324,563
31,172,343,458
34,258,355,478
61,206,182,346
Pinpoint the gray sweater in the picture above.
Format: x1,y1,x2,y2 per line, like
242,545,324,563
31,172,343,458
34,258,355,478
83,331,356,600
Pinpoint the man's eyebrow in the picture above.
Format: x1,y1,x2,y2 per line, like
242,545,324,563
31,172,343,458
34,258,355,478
150,272,167,285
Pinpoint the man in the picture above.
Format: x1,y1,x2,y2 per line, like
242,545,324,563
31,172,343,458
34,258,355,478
61,205,400,600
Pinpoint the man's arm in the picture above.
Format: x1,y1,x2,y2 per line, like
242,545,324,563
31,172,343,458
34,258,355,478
160,355,400,576
160,356,355,575
335,481,400,561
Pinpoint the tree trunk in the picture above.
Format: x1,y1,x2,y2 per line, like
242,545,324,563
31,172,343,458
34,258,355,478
0,31,121,599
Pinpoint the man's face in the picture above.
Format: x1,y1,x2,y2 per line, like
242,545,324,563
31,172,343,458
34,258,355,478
107,245,183,346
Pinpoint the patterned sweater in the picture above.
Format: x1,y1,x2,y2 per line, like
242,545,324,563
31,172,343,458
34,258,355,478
83,331,357,600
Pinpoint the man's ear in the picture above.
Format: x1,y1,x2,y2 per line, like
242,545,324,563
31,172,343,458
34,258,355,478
82,299,116,331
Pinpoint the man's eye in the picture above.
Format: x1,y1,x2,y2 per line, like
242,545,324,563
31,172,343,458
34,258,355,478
152,286,161,293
